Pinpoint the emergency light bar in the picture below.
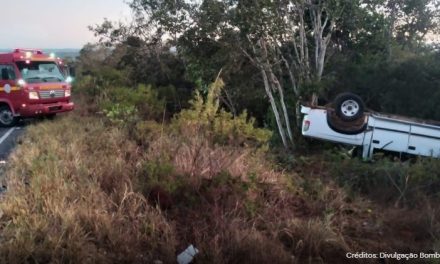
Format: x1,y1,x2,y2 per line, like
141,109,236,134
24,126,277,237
13,49,43,55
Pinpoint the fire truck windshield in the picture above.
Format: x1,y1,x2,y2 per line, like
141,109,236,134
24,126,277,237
16,61,66,83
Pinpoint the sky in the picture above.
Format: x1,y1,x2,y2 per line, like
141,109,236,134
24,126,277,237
0,0,131,49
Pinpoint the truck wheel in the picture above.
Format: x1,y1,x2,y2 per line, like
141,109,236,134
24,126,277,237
0,105,17,127
333,93,365,121
327,111,367,135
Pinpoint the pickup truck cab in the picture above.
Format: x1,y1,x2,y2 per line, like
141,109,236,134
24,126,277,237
0,49,74,126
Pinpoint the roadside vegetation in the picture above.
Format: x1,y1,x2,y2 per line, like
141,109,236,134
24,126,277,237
1,79,440,263
2,0,440,263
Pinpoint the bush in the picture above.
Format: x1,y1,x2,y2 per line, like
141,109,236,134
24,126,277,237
74,68,130,97
100,84,165,124
103,103,138,125
173,79,272,148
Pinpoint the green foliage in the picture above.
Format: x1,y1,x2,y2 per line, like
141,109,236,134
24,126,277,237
74,65,131,100
157,84,191,113
131,120,164,145
100,84,165,124
103,103,138,125
76,43,193,116
138,160,180,194
331,51,440,120
173,79,272,147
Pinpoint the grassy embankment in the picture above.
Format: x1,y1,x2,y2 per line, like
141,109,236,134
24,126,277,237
0,80,439,263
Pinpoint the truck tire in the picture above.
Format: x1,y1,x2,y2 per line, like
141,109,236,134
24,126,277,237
333,93,365,122
327,111,367,135
0,105,17,127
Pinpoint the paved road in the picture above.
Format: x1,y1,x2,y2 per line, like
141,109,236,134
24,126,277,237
0,124,25,191
0,126,24,161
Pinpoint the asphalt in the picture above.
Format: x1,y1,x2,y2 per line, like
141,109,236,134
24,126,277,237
0,123,26,192
0,126,24,161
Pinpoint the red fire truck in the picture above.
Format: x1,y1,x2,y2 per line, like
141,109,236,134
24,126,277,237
0,49,74,127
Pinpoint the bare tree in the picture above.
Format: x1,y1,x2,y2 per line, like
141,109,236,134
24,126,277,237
238,0,346,148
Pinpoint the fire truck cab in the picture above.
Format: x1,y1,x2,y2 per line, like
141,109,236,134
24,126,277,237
0,49,74,127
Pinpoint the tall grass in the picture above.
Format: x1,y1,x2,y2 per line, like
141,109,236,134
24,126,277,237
0,115,176,263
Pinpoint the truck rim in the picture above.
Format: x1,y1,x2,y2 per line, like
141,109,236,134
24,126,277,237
0,109,13,125
340,100,360,117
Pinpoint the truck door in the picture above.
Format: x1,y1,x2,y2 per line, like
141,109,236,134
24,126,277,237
0,64,21,111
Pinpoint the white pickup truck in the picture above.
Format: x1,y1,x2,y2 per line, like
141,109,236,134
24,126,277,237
301,93,440,159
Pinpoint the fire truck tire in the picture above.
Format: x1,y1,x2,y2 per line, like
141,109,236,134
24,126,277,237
0,105,17,127
333,93,365,122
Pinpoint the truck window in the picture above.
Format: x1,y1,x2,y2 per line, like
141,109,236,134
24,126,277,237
0,65,16,81
15,61,65,83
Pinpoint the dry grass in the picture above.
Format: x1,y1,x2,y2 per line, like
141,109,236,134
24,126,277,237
278,219,349,263
0,107,438,263
147,132,280,185
0,115,176,263
0,111,296,264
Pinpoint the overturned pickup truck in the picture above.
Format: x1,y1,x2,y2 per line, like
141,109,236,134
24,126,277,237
301,93,440,159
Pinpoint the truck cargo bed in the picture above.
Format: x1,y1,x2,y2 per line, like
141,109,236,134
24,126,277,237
301,105,440,159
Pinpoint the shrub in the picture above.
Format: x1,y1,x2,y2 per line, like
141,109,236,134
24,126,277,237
138,78,277,189
74,68,129,97
100,84,165,124
103,103,138,125
173,79,272,148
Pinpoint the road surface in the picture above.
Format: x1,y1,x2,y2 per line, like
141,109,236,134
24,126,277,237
0,125,25,191
0,126,24,161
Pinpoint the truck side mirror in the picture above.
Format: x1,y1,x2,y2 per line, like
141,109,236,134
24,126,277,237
1,68,9,80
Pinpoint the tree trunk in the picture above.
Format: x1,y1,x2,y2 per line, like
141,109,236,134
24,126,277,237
387,2,397,60
269,70,294,144
261,69,288,148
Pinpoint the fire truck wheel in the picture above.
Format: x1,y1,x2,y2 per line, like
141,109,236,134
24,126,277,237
333,93,365,122
0,105,17,127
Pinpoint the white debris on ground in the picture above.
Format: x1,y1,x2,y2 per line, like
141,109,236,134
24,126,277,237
177,245,199,264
